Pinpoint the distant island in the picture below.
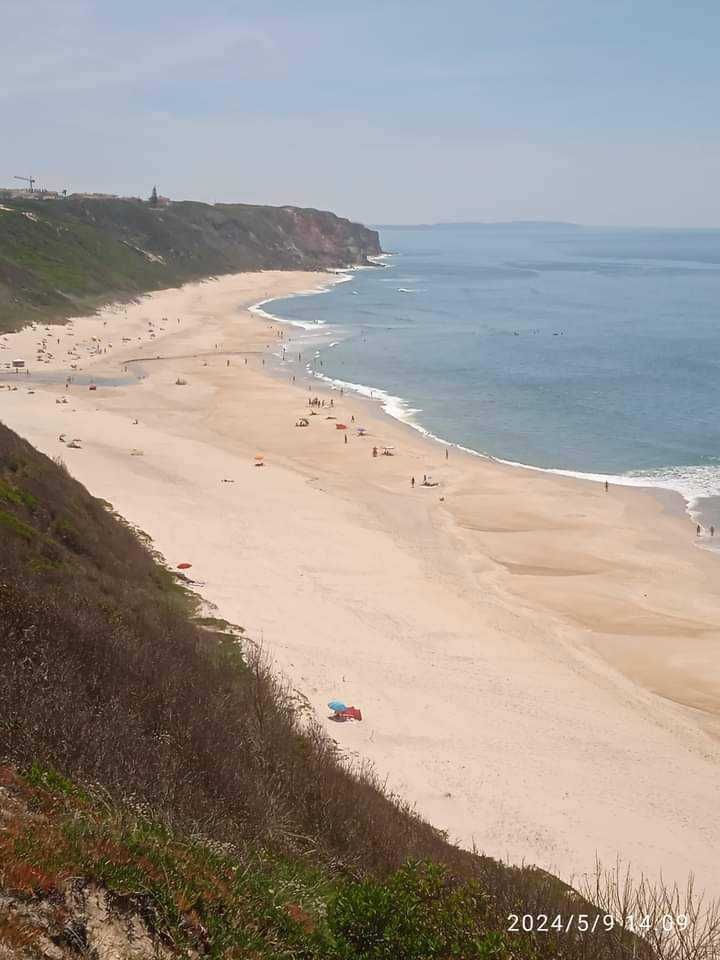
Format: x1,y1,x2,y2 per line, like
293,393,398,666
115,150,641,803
375,220,584,230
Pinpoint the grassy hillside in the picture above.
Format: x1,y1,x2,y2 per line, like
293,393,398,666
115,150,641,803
0,422,702,958
0,197,381,332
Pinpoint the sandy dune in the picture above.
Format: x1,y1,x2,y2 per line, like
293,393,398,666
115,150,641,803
2,271,720,898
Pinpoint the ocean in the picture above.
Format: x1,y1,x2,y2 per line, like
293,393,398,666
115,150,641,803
255,223,720,528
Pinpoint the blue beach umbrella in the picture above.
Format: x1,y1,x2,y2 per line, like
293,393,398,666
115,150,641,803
328,700,347,712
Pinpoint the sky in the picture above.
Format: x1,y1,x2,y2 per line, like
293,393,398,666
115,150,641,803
4,0,719,226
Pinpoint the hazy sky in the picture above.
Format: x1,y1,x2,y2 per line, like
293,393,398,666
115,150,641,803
4,1,719,226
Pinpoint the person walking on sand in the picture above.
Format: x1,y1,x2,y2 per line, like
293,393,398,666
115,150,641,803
344,434,348,444
411,476,415,488
697,524,702,536
373,446,378,458
604,479,608,492
446,448,449,460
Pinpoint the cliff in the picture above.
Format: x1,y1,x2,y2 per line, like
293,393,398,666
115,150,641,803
0,197,381,332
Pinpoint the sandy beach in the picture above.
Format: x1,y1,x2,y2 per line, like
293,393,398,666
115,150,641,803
2,270,720,898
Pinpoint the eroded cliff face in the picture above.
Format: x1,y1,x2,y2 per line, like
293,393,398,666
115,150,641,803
0,197,381,331
275,206,378,263
0,778,172,960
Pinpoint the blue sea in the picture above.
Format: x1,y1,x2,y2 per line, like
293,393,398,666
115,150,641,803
257,223,720,525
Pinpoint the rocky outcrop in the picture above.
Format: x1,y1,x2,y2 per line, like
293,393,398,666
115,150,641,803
0,885,172,960
0,783,172,960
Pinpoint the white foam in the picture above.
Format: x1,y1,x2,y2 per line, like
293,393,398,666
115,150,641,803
309,370,421,424
249,301,325,330
248,269,357,330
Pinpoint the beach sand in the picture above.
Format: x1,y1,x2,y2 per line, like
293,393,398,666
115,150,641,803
2,270,720,898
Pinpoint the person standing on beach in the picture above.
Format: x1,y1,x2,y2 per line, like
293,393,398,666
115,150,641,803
411,476,415,488
604,480,609,492
446,448,449,460
697,524,702,536
344,434,348,445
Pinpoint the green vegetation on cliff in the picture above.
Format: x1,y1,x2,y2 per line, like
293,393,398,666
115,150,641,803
0,197,380,332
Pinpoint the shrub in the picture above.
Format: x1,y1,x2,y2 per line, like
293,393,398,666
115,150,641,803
326,862,505,959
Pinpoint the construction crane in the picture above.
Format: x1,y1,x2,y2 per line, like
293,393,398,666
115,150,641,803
14,175,36,193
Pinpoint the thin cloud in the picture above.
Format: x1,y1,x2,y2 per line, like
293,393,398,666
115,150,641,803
1,17,276,99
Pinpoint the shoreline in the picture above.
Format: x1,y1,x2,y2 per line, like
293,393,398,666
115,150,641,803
253,268,719,534
2,269,720,898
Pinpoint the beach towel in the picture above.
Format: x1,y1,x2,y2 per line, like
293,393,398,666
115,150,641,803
340,706,362,721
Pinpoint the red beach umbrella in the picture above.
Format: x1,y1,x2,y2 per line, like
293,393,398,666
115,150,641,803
177,562,192,570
